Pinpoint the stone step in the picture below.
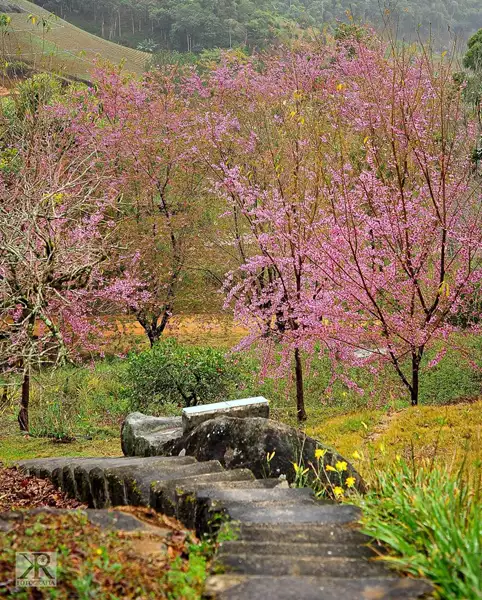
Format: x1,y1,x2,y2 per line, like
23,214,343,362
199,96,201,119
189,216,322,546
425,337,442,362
224,503,361,525
195,487,317,504
1,507,170,537
204,575,433,600
217,540,376,559
215,553,390,578
104,460,226,506
150,469,255,520
18,455,196,478
237,523,372,545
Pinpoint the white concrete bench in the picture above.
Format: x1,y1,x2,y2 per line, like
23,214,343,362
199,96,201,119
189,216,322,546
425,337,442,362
182,397,269,433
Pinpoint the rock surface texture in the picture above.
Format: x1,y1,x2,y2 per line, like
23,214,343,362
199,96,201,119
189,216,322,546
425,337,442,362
176,416,365,490
120,412,183,456
122,413,365,491
17,456,432,599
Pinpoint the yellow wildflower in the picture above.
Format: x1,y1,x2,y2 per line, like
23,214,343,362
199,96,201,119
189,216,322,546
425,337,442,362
352,450,362,460
346,477,356,488
95,548,103,556
292,462,299,472
336,461,348,472
333,486,344,497
315,448,326,460
325,465,337,472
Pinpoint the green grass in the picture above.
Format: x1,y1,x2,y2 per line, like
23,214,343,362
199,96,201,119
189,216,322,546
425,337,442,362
353,459,482,600
1,1,149,80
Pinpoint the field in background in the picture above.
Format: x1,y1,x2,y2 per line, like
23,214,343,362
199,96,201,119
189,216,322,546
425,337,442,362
0,0,148,80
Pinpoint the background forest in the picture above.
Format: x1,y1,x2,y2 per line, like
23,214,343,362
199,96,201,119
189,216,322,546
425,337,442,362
31,0,482,52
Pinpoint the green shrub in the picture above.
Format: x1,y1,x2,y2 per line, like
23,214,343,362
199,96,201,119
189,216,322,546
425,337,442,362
125,338,248,410
354,459,482,599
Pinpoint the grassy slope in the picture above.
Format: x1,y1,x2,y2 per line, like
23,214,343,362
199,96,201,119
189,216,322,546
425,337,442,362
1,0,149,79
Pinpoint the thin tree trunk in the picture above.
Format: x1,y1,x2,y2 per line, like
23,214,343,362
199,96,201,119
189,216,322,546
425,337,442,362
410,351,421,406
18,370,30,432
294,347,307,422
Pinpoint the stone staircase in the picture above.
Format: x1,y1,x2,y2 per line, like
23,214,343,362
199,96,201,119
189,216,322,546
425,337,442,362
17,456,432,599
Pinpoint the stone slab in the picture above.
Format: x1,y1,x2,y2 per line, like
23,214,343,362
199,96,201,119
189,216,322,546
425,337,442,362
182,398,269,433
195,488,316,504
0,508,168,536
150,469,255,516
237,523,372,545
218,541,376,559
121,412,183,456
105,460,226,506
216,554,390,578
225,503,361,525
204,575,433,600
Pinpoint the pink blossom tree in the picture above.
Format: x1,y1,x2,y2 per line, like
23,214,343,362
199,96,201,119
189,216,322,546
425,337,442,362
0,103,119,431
304,40,482,406
204,40,482,415
194,48,337,421
70,67,211,346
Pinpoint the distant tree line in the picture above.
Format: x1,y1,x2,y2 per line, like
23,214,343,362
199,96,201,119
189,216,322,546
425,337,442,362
31,0,482,52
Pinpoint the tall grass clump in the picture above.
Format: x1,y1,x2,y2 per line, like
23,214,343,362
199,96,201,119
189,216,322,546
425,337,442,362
355,459,482,599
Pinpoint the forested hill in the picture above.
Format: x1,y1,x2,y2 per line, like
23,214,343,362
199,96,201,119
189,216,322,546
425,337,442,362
30,0,482,53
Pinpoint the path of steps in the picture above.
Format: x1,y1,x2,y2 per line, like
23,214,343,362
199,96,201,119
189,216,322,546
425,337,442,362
17,457,432,600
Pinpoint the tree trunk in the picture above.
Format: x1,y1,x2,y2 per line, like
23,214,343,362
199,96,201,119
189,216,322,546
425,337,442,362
410,349,423,406
294,347,307,422
18,370,30,432
137,309,172,348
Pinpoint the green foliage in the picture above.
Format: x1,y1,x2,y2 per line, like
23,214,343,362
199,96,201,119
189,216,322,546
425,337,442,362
419,340,482,406
464,29,482,72
354,460,482,599
137,38,159,53
0,146,20,175
165,541,210,600
125,338,248,410
15,72,61,119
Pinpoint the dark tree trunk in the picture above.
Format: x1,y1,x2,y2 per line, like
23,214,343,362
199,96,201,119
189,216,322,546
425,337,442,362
294,347,307,422
18,370,30,432
138,309,172,348
410,350,421,406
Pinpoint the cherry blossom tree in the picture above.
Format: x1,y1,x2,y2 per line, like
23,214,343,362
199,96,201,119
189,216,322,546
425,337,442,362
303,40,482,406
0,104,118,431
193,47,336,421
204,40,482,415
71,67,211,346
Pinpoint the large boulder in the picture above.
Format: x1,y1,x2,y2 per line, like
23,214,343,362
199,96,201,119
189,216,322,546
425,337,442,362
174,417,365,493
121,412,183,457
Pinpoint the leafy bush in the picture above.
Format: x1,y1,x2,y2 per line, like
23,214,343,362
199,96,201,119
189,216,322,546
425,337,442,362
354,460,482,599
125,338,248,410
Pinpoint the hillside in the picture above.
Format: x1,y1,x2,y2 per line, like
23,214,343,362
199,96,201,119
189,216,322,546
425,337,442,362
0,0,149,80
29,0,482,52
